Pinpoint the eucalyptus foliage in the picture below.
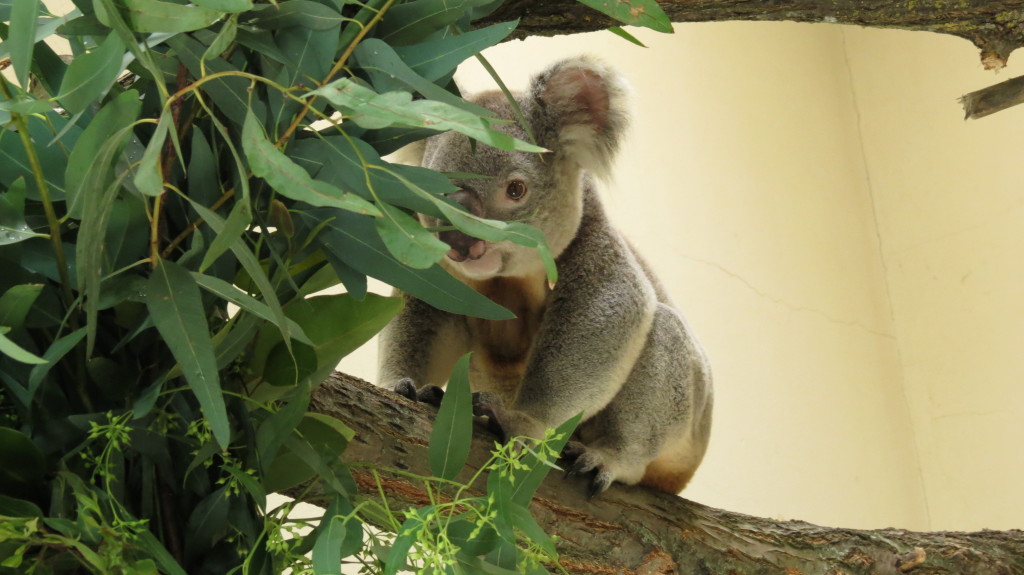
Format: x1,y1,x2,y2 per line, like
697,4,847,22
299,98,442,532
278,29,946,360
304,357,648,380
0,0,668,573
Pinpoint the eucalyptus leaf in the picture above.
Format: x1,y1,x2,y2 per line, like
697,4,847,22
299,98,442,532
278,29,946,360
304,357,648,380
192,0,251,13
576,0,673,33
429,353,473,480
121,0,223,33
242,110,381,215
0,284,42,330
8,0,40,88
308,79,545,153
147,258,230,449
392,20,517,82
243,1,344,30
56,33,126,114
375,202,449,269
311,210,513,320
0,327,46,365
191,272,312,345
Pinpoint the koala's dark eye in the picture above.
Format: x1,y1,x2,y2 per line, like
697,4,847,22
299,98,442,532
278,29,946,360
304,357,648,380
506,180,527,200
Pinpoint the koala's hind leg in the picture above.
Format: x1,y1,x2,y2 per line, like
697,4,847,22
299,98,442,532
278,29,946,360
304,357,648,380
566,303,712,496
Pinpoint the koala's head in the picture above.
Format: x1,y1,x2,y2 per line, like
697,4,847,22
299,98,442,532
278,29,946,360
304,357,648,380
417,57,628,280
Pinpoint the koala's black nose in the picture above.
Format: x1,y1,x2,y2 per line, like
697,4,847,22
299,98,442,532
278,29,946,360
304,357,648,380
448,188,483,217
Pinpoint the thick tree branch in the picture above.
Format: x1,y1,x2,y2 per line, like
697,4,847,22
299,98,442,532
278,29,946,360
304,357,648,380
300,373,1024,574
480,0,1024,69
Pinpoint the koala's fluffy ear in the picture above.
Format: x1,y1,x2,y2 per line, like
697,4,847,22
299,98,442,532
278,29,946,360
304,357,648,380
528,57,629,180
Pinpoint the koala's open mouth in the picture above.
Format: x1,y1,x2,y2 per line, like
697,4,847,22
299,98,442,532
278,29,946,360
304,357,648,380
439,229,486,262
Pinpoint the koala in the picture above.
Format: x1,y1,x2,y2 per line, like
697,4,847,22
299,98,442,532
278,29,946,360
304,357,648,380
378,57,713,496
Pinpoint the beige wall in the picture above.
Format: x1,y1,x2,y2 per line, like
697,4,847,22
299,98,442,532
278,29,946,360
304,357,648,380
349,22,1024,531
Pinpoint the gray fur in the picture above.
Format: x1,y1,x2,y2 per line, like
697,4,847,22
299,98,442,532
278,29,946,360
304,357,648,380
378,57,713,495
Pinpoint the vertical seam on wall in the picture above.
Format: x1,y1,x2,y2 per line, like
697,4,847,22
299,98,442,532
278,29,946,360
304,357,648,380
839,26,933,530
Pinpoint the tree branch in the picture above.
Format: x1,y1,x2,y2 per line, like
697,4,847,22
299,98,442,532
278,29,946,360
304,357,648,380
480,0,1024,69
960,74,1024,119
300,373,1024,574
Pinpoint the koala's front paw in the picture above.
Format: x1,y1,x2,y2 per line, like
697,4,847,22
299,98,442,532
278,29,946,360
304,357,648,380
392,378,445,407
562,446,615,499
471,391,509,440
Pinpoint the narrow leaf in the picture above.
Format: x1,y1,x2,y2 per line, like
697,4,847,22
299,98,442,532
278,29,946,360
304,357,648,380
8,0,40,88
375,202,449,269
191,272,312,345
384,514,423,575
312,211,514,320
56,33,126,114
147,258,230,448
133,109,172,196
393,21,518,82
608,25,646,47
429,354,473,480
121,0,222,33
309,79,546,153
193,0,251,13
242,110,381,214
0,328,46,365
576,0,672,33
27,327,86,402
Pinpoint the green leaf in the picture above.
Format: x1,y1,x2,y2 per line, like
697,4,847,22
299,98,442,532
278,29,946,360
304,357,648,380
313,211,513,320
0,179,44,246
375,202,449,269
66,89,141,219
243,1,344,30
193,0,251,13
186,486,231,554
0,284,43,329
0,97,54,114
608,25,647,46
242,110,381,215
8,0,39,89
576,0,673,33
56,33,126,114
191,272,312,345
506,502,556,556
72,91,141,354
0,427,46,493
308,79,545,152
223,465,266,511
283,293,402,386
188,200,291,349
167,34,262,127
133,109,173,197
311,497,361,574
354,39,492,115
393,21,518,82
429,353,473,480
311,505,345,575
121,0,223,33
384,514,423,575
256,381,310,475
147,258,230,448
27,327,86,401
199,200,251,272
0,494,43,517
0,328,46,365
375,0,486,45
203,13,238,59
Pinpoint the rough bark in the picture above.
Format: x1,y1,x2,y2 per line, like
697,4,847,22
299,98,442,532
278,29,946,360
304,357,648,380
479,0,1024,69
299,372,1024,575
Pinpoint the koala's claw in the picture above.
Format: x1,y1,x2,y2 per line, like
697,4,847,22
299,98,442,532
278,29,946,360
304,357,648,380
562,447,613,498
471,392,507,439
391,379,445,407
